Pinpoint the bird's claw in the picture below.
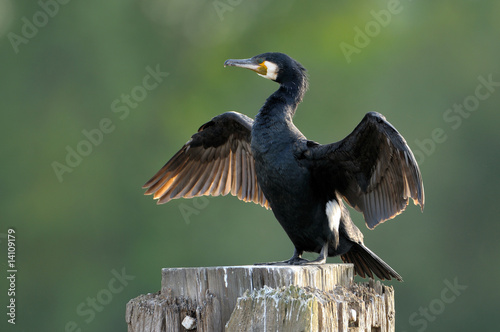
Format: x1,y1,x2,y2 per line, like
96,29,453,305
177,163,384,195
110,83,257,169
286,257,310,265
300,257,327,265
254,257,311,266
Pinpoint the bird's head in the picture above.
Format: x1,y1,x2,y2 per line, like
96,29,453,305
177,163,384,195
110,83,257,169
224,52,307,85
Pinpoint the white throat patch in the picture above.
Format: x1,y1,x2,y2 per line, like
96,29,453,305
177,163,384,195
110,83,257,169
326,200,341,234
258,61,278,81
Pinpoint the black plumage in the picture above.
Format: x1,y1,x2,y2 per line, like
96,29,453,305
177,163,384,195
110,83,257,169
143,52,424,281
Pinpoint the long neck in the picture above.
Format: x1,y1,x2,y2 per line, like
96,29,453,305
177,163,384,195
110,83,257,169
257,76,308,123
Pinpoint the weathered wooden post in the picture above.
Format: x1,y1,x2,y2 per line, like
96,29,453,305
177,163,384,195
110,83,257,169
126,264,395,331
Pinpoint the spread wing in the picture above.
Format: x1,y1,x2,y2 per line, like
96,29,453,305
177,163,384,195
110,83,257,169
309,112,424,229
143,111,270,209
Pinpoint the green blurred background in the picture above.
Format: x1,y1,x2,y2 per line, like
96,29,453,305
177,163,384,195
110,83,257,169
1,0,499,331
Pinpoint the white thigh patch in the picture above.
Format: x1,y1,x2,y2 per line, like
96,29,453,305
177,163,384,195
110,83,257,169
326,200,341,234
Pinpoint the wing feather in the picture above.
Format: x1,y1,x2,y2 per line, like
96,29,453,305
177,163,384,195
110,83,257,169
206,157,224,195
310,112,424,228
144,111,270,209
220,155,232,196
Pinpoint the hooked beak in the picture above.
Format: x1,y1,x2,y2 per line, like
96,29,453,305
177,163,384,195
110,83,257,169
224,58,267,76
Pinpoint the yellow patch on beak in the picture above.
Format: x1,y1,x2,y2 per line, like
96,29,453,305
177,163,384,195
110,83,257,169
256,62,268,76
257,61,279,81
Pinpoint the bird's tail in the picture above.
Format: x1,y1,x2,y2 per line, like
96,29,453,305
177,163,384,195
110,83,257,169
341,243,403,281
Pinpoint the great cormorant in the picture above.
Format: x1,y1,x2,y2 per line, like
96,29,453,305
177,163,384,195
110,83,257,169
143,52,424,281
